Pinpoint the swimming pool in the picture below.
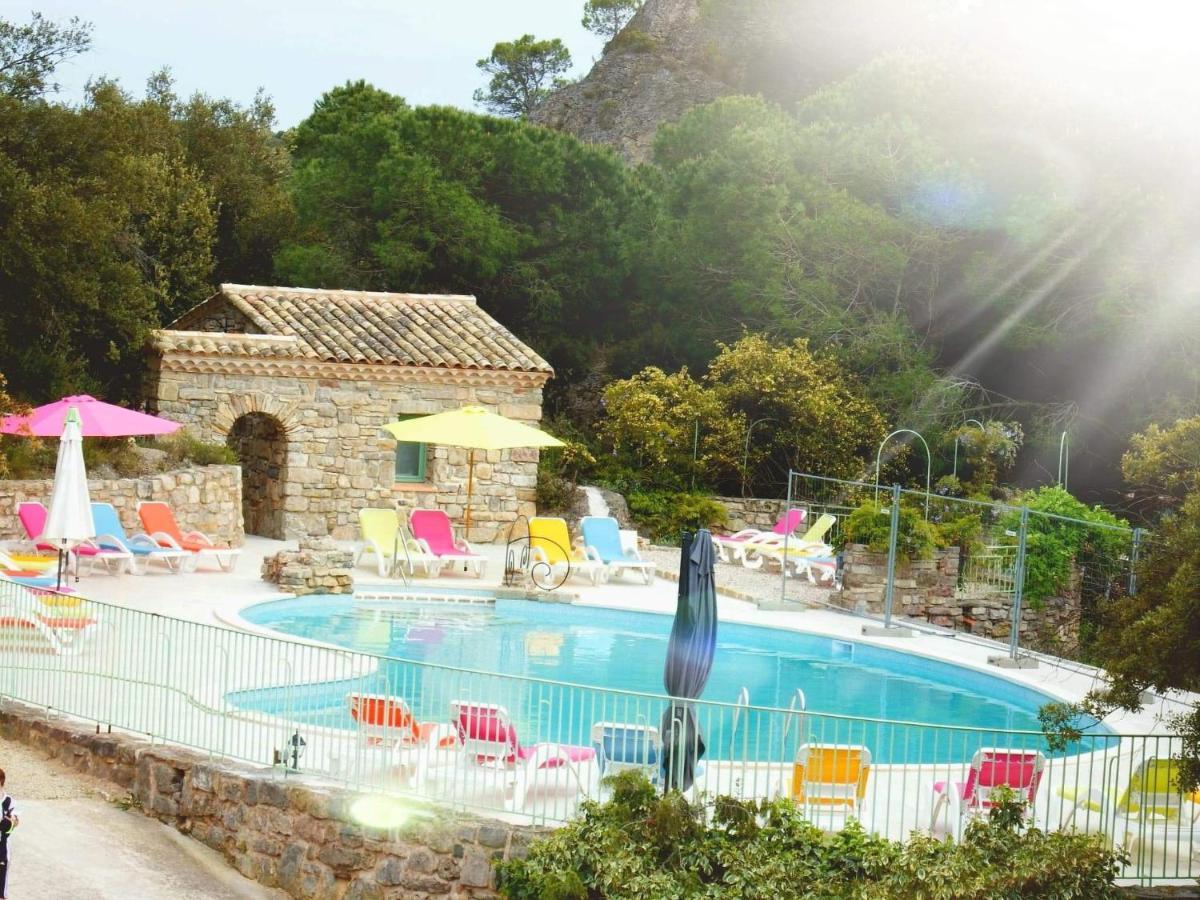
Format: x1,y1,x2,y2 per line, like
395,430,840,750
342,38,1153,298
233,594,1108,763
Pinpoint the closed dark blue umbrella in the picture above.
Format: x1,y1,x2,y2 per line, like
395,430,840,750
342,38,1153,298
661,529,718,792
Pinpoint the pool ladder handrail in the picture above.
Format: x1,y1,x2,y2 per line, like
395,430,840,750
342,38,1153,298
730,687,751,758
781,688,808,746
502,515,570,591
389,524,417,587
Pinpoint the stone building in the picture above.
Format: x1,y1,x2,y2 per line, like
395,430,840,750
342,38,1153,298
149,284,553,542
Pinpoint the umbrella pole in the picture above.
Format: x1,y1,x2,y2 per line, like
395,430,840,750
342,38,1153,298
465,448,475,536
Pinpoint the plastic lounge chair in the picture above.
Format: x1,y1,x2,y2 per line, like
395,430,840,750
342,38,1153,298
347,692,452,749
409,509,486,577
931,748,1046,839
18,501,132,576
137,501,241,572
1059,756,1200,862
712,508,806,564
451,700,594,810
790,743,872,819
742,513,837,576
355,509,439,578
0,549,60,589
591,722,662,782
90,503,190,575
529,517,607,586
0,585,97,655
581,516,655,584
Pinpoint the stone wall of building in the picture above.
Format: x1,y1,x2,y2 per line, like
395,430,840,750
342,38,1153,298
0,699,543,898
838,544,1082,654
229,412,287,539
151,362,543,543
0,465,243,546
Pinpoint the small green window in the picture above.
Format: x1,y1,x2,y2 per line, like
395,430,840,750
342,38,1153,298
393,416,427,483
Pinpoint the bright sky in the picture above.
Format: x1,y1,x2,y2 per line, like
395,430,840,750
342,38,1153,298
27,0,607,127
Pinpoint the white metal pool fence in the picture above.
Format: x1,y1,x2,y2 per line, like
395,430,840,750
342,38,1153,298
0,579,1195,882
780,471,1144,664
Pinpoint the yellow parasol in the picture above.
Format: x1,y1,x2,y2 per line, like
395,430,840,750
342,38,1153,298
382,406,563,533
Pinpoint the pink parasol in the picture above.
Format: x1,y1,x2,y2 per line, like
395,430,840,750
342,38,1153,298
1,394,181,438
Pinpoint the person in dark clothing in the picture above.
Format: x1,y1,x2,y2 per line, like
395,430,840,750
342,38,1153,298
0,768,18,900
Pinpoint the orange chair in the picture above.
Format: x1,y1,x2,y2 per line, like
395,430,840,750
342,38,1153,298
137,501,241,572
346,693,447,749
790,744,871,816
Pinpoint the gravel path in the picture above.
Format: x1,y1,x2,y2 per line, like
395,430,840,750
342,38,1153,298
0,735,282,899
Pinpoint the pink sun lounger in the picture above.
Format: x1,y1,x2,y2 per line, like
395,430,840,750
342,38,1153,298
451,700,594,810
17,501,132,576
931,748,1046,839
711,507,806,563
409,509,486,577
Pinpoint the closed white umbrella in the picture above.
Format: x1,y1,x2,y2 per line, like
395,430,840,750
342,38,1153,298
43,407,95,588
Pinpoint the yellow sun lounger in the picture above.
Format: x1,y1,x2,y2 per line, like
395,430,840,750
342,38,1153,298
529,517,607,586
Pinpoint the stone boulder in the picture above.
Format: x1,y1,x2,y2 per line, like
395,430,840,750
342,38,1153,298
262,537,354,596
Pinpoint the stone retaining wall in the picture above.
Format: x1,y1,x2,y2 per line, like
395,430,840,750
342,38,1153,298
714,496,792,532
0,465,243,547
838,544,1082,655
0,700,541,898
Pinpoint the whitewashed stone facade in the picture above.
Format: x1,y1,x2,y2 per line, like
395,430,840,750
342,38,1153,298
149,286,552,542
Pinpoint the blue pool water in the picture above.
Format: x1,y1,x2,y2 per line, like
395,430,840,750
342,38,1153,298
233,595,1109,763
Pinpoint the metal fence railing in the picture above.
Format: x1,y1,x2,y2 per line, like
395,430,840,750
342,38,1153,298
0,579,1196,881
775,471,1144,665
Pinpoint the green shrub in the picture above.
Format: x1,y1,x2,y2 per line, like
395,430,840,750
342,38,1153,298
999,486,1129,604
498,772,1125,899
537,470,576,514
627,491,728,544
157,432,238,467
83,438,142,477
0,434,55,479
610,27,660,53
842,500,940,559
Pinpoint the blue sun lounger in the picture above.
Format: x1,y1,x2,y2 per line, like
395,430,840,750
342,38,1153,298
592,722,662,780
581,516,655,584
90,503,191,574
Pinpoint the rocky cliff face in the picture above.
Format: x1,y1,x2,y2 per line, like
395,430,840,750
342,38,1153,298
532,0,960,164
530,0,732,164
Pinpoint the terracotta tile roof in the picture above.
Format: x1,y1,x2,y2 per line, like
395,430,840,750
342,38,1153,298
166,284,553,374
153,331,302,358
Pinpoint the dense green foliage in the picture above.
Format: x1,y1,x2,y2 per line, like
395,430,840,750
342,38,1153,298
473,35,572,119
949,421,1023,499
601,335,887,496
633,95,951,427
625,492,728,544
842,501,940,559
498,771,1124,899
1000,486,1129,605
0,16,291,403
0,11,91,101
0,426,237,480
277,81,640,383
4,10,1200,506
582,0,643,41
1121,416,1200,522
1041,421,1200,790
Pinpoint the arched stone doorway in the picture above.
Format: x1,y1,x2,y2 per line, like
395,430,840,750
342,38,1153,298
227,412,287,539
